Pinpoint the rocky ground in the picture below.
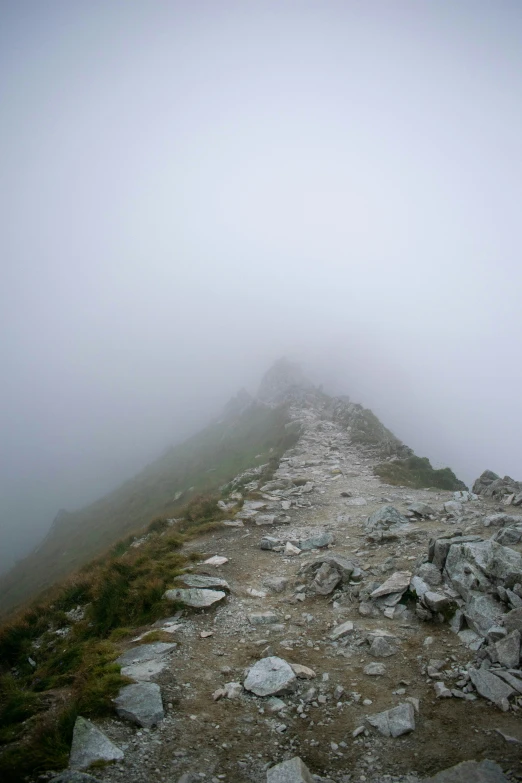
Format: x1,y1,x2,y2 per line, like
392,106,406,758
49,397,522,783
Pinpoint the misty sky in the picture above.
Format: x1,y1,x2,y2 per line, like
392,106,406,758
1,1,521,575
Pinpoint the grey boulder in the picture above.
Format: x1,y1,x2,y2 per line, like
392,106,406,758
366,702,415,737
409,502,435,517
267,756,314,782
163,588,226,607
297,531,334,551
69,716,123,770
422,759,508,782
113,682,164,727
370,571,411,599
468,667,514,710
366,506,409,532
244,656,297,696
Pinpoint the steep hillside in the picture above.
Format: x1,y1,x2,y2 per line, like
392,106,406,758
0,399,297,617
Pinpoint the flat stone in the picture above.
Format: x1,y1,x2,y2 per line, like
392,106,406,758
330,620,354,640
175,574,230,590
267,756,314,782
370,571,411,599
163,588,226,607
203,555,228,566
297,532,334,551
468,667,514,709
290,664,316,679
121,658,169,681
255,515,277,526
484,513,522,527
69,717,124,770
222,518,244,527
366,702,415,737
113,682,164,727
422,759,508,782
495,630,520,668
116,643,176,667
244,656,297,696
249,612,279,625
364,662,386,676
346,497,368,506
411,576,430,598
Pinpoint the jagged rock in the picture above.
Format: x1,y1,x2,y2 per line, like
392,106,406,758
369,636,398,657
366,702,415,737
285,542,301,556
484,513,522,527
297,531,334,551
453,491,479,502
468,667,514,710
494,630,520,668
411,576,430,599
504,607,522,633
175,574,230,590
434,681,452,698
261,536,281,551
163,588,226,607
473,470,522,499
330,620,354,640
312,562,341,595
443,501,463,517
263,576,288,593
116,643,176,667
113,682,164,727
365,506,409,533
493,527,522,545
418,562,443,586
370,571,411,599
69,716,124,770
299,554,356,583
464,592,504,636
424,592,452,612
429,534,483,570
244,656,297,696
266,755,314,782
423,759,508,782
409,502,435,517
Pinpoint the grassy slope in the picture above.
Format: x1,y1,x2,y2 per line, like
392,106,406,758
374,455,467,490
0,402,297,618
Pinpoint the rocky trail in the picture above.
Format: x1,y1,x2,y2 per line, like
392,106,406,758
49,397,522,783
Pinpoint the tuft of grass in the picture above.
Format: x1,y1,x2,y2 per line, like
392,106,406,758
374,455,467,490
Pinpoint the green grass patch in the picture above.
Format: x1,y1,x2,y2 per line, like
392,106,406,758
374,455,467,490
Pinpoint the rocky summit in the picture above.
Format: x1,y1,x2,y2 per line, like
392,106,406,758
2,362,522,783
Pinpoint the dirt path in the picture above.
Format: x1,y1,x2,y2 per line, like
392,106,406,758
88,403,522,783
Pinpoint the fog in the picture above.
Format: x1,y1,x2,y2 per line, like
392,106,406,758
1,1,521,575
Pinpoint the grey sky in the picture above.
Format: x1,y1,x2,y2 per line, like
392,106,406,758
1,1,521,574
